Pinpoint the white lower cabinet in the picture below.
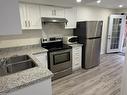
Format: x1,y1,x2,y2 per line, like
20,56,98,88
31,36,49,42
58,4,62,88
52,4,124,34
71,45,82,71
33,52,48,68
8,78,52,95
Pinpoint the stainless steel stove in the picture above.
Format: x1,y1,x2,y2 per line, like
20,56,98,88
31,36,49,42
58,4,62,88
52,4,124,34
41,38,72,80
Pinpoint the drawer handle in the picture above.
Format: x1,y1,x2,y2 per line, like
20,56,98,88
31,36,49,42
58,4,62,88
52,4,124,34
25,21,27,27
28,21,30,27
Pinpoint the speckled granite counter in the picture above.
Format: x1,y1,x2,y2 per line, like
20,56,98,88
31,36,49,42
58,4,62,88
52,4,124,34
0,44,48,58
0,45,53,94
69,44,83,47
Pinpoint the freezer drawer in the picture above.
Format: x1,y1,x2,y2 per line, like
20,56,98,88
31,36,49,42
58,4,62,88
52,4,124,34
83,38,101,69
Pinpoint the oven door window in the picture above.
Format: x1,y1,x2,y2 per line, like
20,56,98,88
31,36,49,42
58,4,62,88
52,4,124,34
53,52,70,65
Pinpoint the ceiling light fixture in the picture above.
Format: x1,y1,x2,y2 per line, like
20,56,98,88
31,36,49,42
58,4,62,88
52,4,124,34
76,0,82,3
118,5,123,8
97,0,101,4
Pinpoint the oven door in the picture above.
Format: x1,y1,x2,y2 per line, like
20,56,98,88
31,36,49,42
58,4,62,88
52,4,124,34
49,49,72,73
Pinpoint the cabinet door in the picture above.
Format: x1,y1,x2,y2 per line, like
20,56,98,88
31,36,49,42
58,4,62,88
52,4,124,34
34,53,48,68
40,6,53,17
40,6,65,18
19,3,28,29
27,4,42,29
54,7,65,18
8,79,52,95
65,8,77,29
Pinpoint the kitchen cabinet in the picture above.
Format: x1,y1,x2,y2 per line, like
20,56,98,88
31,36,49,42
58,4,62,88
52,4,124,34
33,52,48,68
40,5,65,18
71,45,82,70
65,8,77,29
8,78,52,95
19,3,27,30
0,0,21,35
19,3,42,29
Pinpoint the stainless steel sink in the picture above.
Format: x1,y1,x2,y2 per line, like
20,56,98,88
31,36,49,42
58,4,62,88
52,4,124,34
6,55,31,64
0,55,37,76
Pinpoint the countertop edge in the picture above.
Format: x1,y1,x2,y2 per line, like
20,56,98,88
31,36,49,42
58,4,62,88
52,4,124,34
1,73,53,94
69,44,83,47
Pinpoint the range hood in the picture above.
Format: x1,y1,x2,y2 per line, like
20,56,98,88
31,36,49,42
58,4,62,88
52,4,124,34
41,17,68,24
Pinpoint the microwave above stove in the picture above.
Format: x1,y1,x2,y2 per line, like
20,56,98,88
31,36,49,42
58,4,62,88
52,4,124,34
63,36,78,45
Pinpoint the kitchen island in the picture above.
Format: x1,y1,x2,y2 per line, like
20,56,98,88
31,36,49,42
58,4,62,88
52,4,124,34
0,45,53,95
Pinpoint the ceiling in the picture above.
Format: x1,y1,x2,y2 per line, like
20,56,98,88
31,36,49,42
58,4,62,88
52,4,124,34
20,0,127,9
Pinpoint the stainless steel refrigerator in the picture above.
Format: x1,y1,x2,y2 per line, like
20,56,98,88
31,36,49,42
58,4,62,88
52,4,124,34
74,21,103,69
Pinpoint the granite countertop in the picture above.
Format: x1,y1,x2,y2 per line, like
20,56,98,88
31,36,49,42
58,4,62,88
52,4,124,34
69,43,83,47
0,45,53,94
0,44,48,58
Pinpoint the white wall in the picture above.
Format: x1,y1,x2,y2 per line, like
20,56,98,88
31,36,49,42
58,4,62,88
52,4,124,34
113,8,127,14
76,6,113,54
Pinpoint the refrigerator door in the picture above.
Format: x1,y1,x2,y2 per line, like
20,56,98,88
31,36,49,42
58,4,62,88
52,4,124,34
86,21,103,38
74,21,103,38
82,38,101,69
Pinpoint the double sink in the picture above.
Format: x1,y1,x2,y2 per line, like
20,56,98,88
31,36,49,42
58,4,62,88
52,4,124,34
0,55,37,76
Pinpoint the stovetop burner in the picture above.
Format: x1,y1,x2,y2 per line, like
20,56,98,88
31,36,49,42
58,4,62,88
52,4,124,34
47,44,72,52
41,40,72,52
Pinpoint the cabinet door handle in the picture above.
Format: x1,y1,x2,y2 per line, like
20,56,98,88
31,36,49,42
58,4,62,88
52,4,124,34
25,21,27,27
52,10,56,16
28,21,30,27
52,10,54,16
54,10,56,16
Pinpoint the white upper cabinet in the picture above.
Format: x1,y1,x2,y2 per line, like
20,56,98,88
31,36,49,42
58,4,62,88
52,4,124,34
40,6,54,17
53,7,65,18
40,6,65,18
19,3,28,29
65,8,77,29
0,0,21,35
27,4,42,29
19,3,42,29
19,3,77,30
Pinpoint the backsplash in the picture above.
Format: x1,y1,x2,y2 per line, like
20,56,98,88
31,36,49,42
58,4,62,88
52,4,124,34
42,23,73,39
0,30,42,41
0,23,73,48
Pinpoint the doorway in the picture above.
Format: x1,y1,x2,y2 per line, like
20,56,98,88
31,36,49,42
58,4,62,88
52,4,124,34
106,15,126,54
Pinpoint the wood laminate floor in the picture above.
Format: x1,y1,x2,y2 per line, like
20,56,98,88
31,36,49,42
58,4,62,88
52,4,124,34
52,54,124,95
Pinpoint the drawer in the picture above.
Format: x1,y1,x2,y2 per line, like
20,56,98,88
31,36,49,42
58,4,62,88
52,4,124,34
73,52,80,55
73,49,81,53
73,47,81,51
73,55,80,59
73,58,80,63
